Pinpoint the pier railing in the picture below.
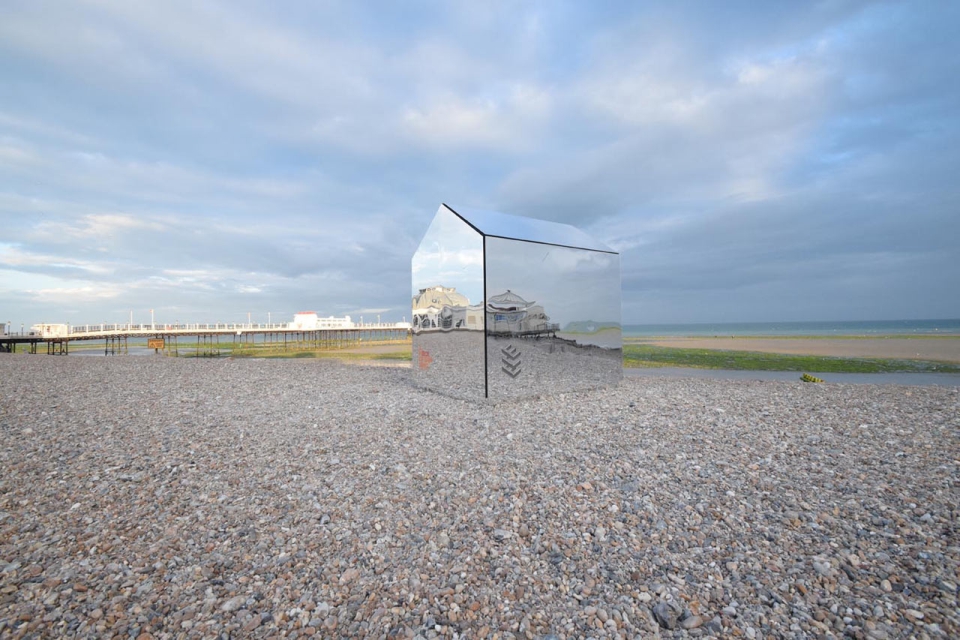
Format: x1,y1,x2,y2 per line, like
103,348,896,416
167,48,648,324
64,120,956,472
67,321,410,335
1,322,412,355
69,322,294,334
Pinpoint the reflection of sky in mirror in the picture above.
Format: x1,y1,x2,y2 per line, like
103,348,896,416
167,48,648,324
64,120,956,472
412,206,484,305
485,237,621,329
447,205,614,253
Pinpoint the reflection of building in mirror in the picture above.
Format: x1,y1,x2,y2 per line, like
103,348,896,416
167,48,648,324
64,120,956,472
411,285,484,332
486,290,559,337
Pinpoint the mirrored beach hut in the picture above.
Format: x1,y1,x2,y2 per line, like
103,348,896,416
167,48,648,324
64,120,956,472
412,203,622,401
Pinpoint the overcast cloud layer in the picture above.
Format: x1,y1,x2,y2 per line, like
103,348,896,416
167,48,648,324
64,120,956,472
1,0,958,328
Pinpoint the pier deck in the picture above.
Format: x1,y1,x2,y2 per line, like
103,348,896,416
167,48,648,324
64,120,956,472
0,323,410,355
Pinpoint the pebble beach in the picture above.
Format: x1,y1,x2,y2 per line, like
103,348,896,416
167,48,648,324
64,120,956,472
1,355,958,639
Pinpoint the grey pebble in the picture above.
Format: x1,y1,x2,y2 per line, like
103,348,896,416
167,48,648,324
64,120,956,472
653,602,677,630
681,614,704,629
220,596,245,613
0,356,956,639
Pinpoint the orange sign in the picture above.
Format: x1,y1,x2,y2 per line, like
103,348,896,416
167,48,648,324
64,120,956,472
147,338,165,349
418,348,433,370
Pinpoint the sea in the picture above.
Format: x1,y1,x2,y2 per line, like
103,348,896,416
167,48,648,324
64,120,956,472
623,318,960,337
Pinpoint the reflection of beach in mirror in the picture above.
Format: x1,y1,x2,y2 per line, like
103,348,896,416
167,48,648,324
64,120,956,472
486,334,622,400
412,331,486,402
484,237,622,349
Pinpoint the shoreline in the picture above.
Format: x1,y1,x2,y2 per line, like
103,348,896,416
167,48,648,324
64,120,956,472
627,335,960,363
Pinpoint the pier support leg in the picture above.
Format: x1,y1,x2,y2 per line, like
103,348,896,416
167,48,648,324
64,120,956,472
46,340,67,355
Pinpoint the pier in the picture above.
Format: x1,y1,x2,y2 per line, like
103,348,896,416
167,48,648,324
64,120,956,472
0,322,410,356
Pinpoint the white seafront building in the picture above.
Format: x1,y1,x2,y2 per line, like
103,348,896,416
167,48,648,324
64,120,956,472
290,312,410,330
31,323,70,338
289,311,356,330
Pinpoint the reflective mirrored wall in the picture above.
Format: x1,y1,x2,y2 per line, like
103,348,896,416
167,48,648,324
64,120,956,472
411,205,486,401
485,237,622,400
412,204,622,401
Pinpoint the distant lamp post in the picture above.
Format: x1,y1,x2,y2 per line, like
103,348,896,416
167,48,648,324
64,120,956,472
268,312,271,326
150,308,155,330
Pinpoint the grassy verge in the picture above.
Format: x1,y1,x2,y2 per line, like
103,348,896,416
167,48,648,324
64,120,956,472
145,337,411,360
623,344,960,373
65,342,112,351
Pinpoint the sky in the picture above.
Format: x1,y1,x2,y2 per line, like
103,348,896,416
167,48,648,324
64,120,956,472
1,0,958,329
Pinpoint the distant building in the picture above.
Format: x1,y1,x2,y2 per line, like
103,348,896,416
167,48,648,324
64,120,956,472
486,290,557,335
289,312,354,330
412,286,470,309
412,286,484,331
32,323,69,338
317,315,354,329
290,311,318,330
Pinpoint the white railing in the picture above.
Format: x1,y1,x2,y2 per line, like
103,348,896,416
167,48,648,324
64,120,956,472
65,322,411,336
68,322,298,334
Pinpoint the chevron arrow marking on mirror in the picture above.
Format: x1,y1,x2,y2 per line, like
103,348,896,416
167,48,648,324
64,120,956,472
501,345,521,378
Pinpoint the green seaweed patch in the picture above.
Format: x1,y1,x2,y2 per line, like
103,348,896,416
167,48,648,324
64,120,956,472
622,344,960,374
622,334,960,344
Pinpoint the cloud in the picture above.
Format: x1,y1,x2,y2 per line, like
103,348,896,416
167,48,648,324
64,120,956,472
0,251,108,277
0,1,956,327
495,24,839,225
32,213,166,240
0,141,42,166
27,285,124,303
400,84,552,150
